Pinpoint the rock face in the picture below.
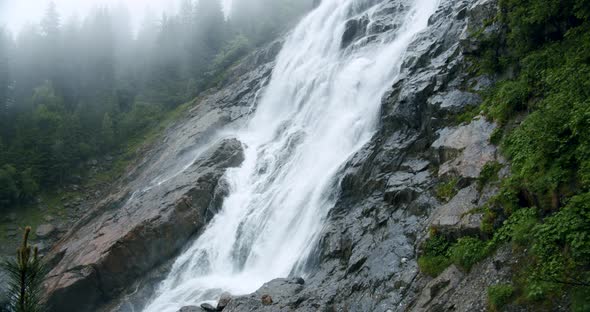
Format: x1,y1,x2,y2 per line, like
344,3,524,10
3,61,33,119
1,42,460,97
223,278,306,312
432,117,497,178
430,185,484,238
42,0,507,311
42,41,280,312
44,139,244,312
215,0,504,311
407,245,519,312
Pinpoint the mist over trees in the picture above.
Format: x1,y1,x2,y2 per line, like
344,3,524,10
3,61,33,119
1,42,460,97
0,0,314,208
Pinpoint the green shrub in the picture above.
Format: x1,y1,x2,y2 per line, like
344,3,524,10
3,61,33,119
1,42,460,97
487,284,514,311
436,178,459,202
418,234,453,277
477,161,503,191
448,237,489,270
472,0,590,308
483,78,529,125
492,207,538,246
529,193,590,287
418,255,452,277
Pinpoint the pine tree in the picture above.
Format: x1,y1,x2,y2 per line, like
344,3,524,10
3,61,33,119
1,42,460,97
2,226,46,312
41,2,60,38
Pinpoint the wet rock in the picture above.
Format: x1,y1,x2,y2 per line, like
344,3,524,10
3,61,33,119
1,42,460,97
430,185,483,238
432,117,497,178
342,19,359,47
178,306,204,312
35,224,56,239
429,90,482,114
291,277,305,285
411,265,465,311
43,140,245,312
408,245,523,312
342,16,369,48
217,292,232,310
200,303,216,311
224,278,305,311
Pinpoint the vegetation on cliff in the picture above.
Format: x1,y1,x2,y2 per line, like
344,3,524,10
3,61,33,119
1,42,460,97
482,0,590,307
421,0,590,309
420,0,590,308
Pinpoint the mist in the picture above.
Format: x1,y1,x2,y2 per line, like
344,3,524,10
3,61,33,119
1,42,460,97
0,0,315,211
0,0,235,34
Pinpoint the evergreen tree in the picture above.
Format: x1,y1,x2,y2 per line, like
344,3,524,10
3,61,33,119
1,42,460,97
2,226,46,312
41,2,60,38
0,0,317,210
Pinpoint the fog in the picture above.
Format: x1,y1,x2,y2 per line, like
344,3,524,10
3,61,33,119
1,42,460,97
0,0,314,208
0,0,234,34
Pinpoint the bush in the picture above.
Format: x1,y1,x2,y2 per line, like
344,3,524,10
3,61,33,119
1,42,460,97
477,161,503,191
448,237,489,270
418,234,453,277
418,255,452,277
473,0,590,307
487,284,514,311
435,178,459,202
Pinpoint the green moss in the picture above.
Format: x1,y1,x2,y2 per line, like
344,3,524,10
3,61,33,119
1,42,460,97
487,284,515,311
436,178,459,202
448,237,490,271
418,255,452,277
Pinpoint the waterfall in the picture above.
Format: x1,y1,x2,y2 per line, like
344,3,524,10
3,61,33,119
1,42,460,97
144,0,439,310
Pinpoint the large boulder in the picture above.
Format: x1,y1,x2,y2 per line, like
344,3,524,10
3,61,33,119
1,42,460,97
178,306,205,312
43,139,244,312
429,185,484,238
223,278,306,312
432,117,498,178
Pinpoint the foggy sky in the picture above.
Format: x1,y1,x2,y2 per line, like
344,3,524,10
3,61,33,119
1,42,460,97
0,0,232,35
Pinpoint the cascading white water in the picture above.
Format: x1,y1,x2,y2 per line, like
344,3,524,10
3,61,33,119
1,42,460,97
144,0,438,310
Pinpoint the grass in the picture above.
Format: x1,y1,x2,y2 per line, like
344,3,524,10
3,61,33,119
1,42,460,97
487,284,515,311
448,237,490,271
418,255,453,277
